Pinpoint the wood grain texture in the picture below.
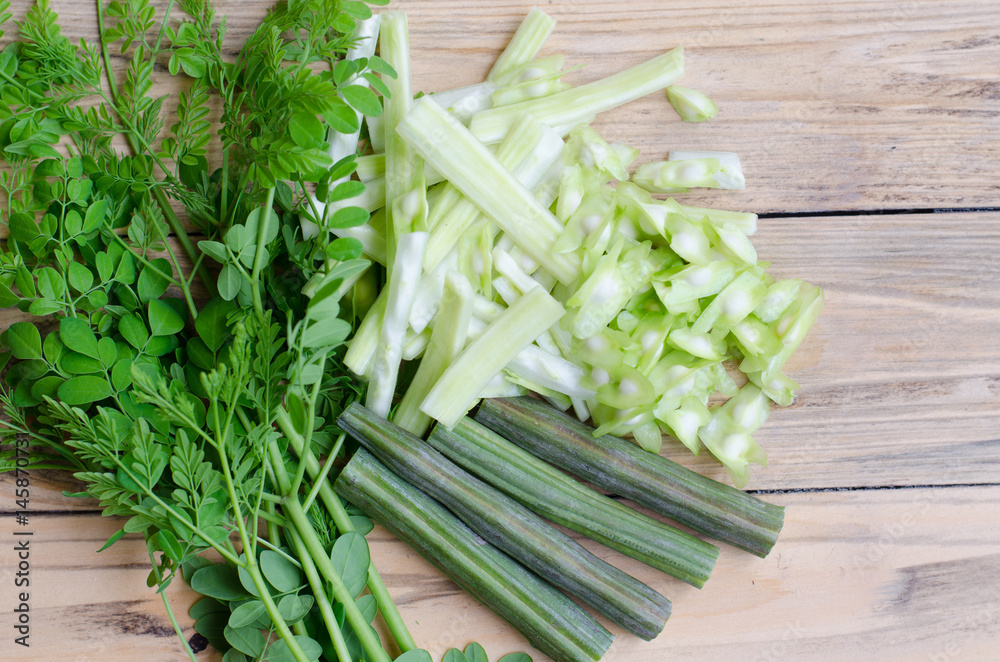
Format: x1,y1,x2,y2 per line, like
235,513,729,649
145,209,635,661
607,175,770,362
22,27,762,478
391,0,1000,213
1,0,999,661
5,487,1000,661
656,211,1000,489
8,0,998,214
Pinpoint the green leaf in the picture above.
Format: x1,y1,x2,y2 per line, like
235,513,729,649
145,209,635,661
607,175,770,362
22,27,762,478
394,651,433,662
43,331,65,365
355,594,377,623
28,299,62,316
30,375,64,401
265,635,323,662
224,625,266,658
191,564,250,601
119,314,149,349
326,237,363,261
6,322,42,360
464,643,489,662
111,358,133,391
115,251,137,284
97,528,128,552
57,375,113,405
145,335,180,357
277,594,313,625
259,550,301,593
68,262,95,293
195,298,235,352
189,596,228,621
179,53,207,78
156,530,184,563
247,207,280,244
349,515,374,535
98,336,117,368
8,213,39,242
65,209,83,236
341,85,382,117
60,317,100,359
289,112,325,148
36,267,64,300
329,206,369,229
199,240,228,263
342,1,373,20
84,199,109,232
194,611,229,652
96,252,114,282
361,71,392,99
367,55,397,77
301,318,351,348
329,531,369,598
60,351,104,375
442,650,469,662
14,267,35,299
67,157,84,179
12,379,41,408
218,264,241,301
186,337,216,371
237,564,260,598
498,654,533,662
27,141,62,160
183,559,217,587
225,225,250,252
148,299,185,336
322,100,361,134
328,180,366,203
222,650,249,662
137,258,172,302
0,282,20,307
228,600,268,629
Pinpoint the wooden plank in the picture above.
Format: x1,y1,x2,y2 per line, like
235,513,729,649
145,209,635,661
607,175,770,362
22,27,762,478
0,513,209,661
658,210,1000,489
13,0,998,215
391,0,1000,213
5,486,1000,661
3,209,998,502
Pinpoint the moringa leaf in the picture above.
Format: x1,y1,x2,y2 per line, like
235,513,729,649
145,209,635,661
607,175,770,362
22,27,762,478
148,299,185,336
57,375,113,405
329,531,369,599
259,550,302,593
60,317,100,359
6,322,42,360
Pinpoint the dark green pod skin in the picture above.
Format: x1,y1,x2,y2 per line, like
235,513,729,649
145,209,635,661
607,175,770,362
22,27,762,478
334,447,614,662
477,396,785,558
426,415,719,588
338,403,672,640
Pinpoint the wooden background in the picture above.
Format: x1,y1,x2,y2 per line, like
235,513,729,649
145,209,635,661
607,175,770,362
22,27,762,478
2,0,1000,660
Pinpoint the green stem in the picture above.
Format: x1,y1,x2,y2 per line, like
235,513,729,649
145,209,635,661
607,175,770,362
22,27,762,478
251,186,276,316
301,432,345,513
95,0,216,301
276,409,417,653
286,526,353,662
287,378,321,498
150,0,176,53
146,546,199,662
107,231,183,287
255,536,299,567
118,461,241,566
216,418,310,662
266,439,392,662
